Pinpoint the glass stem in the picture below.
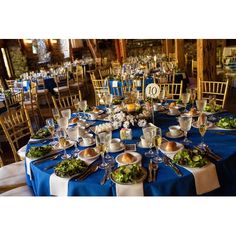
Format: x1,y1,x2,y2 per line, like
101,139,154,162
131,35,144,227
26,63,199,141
74,141,78,152
64,148,66,157
201,135,204,145
184,131,187,140
101,152,105,164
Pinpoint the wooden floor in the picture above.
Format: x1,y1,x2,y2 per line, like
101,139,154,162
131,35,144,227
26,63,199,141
1,80,236,166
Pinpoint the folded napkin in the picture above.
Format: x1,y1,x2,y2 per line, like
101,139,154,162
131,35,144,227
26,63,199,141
50,173,71,196
25,157,33,180
112,81,118,88
184,163,220,195
116,183,144,196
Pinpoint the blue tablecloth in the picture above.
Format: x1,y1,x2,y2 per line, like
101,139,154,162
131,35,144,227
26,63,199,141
25,107,236,196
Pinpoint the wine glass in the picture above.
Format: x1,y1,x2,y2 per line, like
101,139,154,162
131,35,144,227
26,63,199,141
143,126,157,157
158,89,165,107
52,108,60,122
57,128,70,159
196,99,207,114
46,118,57,145
197,114,208,149
208,95,217,121
57,117,69,130
178,116,192,144
188,89,197,108
104,131,114,166
61,109,71,120
79,100,87,120
67,125,79,157
181,93,190,113
152,127,163,163
95,132,109,169
73,98,80,113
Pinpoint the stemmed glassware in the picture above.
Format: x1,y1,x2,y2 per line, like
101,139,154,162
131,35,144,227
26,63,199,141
73,98,80,113
158,89,165,107
61,109,71,121
57,128,70,159
79,100,88,120
178,116,192,145
197,114,208,149
181,93,191,113
188,89,197,108
143,126,157,157
52,108,60,122
104,131,115,166
196,99,207,114
152,127,163,163
67,125,79,157
57,117,69,130
46,118,57,145
96,131,109,169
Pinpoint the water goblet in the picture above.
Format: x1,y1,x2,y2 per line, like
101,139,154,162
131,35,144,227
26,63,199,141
181,93,190,113
57,117,69,130
46,118,57,145
79,100,88,120
178,116,192,144
197,114,208,149
196,99,207,114
61,108,71,120
52,108,60,122
67,125,79,157
143,126,157,158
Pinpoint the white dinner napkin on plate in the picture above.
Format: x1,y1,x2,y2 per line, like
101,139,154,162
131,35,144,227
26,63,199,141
184,162,220,195
25,157,33,180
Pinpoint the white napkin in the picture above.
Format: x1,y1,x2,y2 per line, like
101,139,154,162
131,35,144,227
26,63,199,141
17,145,27,160
116,183,144,196
184,163,220,195
112,81,118,88
25,157,33,180
49,173,71,196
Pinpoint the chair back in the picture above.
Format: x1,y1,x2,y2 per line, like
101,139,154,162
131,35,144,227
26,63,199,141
0,109,33,162
98,67,111,80
52,94,82,112
158,81,183,100
5,90,23,113
200,79,229,108
54,74,69,88
90,72,109,105
36,76,46,90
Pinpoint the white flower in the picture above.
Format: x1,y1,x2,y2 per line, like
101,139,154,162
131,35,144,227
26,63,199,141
123,121,130,128
138,119,147,127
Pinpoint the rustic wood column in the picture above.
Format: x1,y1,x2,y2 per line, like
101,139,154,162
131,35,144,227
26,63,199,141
0,49,9,89
197,39,217,98
165,39,174,55
175,39,185,71
114,39,126,64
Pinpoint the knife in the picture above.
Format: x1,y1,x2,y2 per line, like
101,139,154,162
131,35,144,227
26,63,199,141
75,164,99,181
205,146,222,161
100,168,109,185
32,152,62,165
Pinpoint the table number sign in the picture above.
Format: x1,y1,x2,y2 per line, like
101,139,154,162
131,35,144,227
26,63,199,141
145,83,160,99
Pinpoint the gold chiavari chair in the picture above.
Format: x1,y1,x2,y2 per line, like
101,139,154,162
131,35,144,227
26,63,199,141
5,90,24,113
53,73,70,99
90,72,109,106
98,67,112,80
0,108,33,162
52,93,82,112
69,65,85,96
157,80,183,100
131,76,145,99
36,76,51,109
200,79,229,108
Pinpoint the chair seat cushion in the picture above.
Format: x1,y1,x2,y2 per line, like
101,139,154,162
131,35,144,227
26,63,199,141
1,185,34,196
0,161,26,188
53,86,69,93
69,82,83,88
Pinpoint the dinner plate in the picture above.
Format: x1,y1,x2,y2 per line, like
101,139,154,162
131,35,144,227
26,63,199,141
78,139,96,147
54,140,75,150
107,143,125,153
166,111,181,116
26,146,55,159
181,112,200,118
137,141,154,149
29,136,52,142
78,148,100,160
165,131,184,139
110,165,147,185
115,151,142,166
213,125,236,131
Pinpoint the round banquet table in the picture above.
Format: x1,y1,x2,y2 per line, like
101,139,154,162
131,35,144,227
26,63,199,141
25,107,236,196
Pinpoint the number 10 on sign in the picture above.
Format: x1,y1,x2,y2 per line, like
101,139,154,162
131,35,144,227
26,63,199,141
145,83,160,99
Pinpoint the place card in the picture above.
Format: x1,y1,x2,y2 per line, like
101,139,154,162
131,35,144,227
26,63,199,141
125,144,136,151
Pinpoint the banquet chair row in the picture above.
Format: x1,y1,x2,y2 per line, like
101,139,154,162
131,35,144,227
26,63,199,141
53,73,71,99
36,76,51,109
156,80,183,99
70,65,86,96
200,79,229,108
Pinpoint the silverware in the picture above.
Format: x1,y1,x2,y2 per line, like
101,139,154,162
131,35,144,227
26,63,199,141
100,166,110,185
152,162,158,182
205,146,222,161
32,153,61,165
148,159,153,182
163,156,183,177
44,161,61,171
75,164,99,181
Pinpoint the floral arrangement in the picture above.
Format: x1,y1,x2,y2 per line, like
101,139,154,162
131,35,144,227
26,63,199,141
107,104,152,128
